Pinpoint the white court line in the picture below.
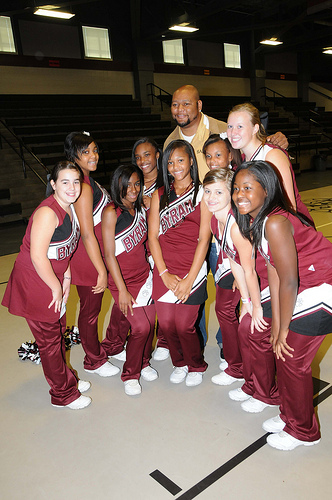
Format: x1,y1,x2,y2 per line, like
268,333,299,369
316,221,332,229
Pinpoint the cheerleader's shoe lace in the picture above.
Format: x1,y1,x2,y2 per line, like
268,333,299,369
228,387,251,402
153,347,170,361
219,359,229,371
124,379,142,396
185,372,203,386
211,372,244,386
77,380,91,393
241,397,277,413
110,349,126,361
170,366,188,383
84,361,120,377
52,395,91,410
141,366,158,381
267,431,320,451
262,415,286,433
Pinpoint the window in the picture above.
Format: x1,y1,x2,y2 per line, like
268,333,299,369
224,43,241,69
82,26,112,60
0,16,16,53
162,39,184,64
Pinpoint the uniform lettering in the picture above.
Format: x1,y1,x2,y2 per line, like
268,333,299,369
160,199,194,234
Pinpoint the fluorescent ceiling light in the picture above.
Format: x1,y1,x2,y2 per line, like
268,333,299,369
323,47,332,54
34,8,75,19
169,24,198,33
260,37,283,46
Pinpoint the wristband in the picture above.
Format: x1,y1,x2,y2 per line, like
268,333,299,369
241,297,251,304
63,277,71,280
159,268,168,277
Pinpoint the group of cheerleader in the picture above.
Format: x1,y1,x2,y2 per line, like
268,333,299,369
2,102,332,452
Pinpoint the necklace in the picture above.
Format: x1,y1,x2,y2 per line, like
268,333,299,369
174,180,193,198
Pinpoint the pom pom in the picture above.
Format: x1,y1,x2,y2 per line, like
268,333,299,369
18,341,41,365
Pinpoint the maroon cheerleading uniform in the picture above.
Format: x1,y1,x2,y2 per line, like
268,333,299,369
249,143,314,226
211,211,280,404
210,212,243,379
106,203,155,381
153,184,207,373
2,196,81,406
70,175,110,370
259,209,332,442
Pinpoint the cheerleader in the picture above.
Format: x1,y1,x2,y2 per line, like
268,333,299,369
64,131,120,377
148,139,211,386
232,161,332,450
2,161,91,409
102,165,157,396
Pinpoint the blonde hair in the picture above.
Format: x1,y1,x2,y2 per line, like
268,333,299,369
229,102,267,143
203,167,234,193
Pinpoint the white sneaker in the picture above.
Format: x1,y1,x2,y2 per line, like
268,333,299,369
241,397,277,413
77,380,91,393
170,366,188,384
110,349,126,361
267,431,320,451
262,415,286,433
52,395,91,410
84,361,120,377
219,359,229,371
211,372,244,386
141,366,158,381
124,379,142,396
186,372,203,387
228,387,251,402
153,347,170,361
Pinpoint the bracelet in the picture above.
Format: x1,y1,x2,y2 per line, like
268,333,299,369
159,268,168,277
241,297,251,304
63,277,71,280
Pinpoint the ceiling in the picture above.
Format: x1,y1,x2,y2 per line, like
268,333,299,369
1,1,332,64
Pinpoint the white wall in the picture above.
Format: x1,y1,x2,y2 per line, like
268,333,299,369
0,66,135,95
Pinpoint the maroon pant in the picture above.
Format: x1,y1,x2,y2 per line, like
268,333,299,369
102,303,130,356
76,285,108,370
239,313,280,404
155,302,207,372
215,287,243,378
27,316,80,406
121,304,156,381
277,329,325,442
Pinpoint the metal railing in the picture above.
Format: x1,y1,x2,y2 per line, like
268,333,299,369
260,86,332,161
147,83,172,111
0,118,50,185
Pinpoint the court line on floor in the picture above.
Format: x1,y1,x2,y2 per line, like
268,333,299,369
150,381,332,499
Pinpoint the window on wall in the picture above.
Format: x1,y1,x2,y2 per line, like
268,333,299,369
0,16,16,53
224,43,241,69
82,26,112,59
162,39,184,64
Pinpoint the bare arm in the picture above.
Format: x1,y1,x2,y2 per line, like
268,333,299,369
174,199,212,302
30,206,63,313
231,222,268,332
265,148,296,210
266,261,281,351
74,182,107,293
101,205,136,317
265,215,298,361
148,190,181,291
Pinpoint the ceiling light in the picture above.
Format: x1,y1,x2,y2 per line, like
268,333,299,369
169,23,198,33
260,37,283,46
323,47,332,54
34,8,75,20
